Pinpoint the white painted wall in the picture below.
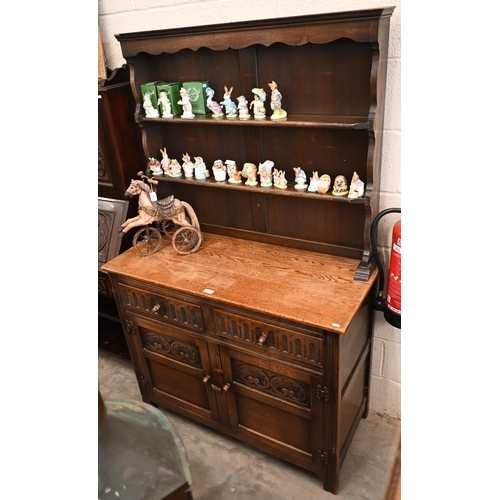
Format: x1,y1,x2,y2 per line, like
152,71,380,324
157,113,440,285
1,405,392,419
98,0,402,419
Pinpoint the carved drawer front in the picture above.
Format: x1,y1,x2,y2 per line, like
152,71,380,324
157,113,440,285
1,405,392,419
232,359,310,409
118,283,204,332
141,328,203,368
214,310,323,367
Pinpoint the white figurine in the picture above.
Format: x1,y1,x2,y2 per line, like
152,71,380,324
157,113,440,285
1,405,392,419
178,87,195,119
258,160,274,187
293,167,308,190
158,90,173,118
159,148,170,172
182,153,194,178
250,88,267,120
308,171,319,193
348,172,365,198
212,159,227,181
237,95,251,120
143,93,159,118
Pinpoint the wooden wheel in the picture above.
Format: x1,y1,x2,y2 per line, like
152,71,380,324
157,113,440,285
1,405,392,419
160,220,177,238
133,226,162,256
172,227,202,255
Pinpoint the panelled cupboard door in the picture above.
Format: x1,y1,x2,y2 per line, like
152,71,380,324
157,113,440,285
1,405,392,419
128,315,222,425
219,346,324,475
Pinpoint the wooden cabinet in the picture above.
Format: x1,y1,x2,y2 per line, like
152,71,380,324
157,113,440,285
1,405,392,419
104,8,395,494
103,234,379,494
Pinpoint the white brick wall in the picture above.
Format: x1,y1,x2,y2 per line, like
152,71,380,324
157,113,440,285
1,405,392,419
98,0,402,419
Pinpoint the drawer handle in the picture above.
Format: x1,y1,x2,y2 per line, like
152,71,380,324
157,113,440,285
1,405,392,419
258,333,268,345
210,383,231,393
151,304,160,313
202,375,211,384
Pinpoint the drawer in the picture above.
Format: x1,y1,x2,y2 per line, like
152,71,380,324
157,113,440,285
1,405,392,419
214,309,323,368
117,282,205,333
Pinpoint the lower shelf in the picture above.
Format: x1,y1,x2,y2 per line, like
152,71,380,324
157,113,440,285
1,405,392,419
98,315,131,362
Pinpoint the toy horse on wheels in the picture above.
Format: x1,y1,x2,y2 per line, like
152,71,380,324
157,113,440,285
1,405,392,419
121,172,202,256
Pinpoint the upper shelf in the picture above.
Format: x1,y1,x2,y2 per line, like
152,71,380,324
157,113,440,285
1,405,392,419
139,114,369,129
115,7,396,57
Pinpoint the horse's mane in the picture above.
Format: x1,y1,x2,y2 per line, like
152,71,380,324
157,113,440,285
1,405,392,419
133,179,151,192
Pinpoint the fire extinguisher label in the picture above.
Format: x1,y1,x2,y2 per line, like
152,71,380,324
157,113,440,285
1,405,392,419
386,241,402,315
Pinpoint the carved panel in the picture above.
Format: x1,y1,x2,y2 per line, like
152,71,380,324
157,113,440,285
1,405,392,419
98,145,108,179
232,360,309,407
119,284,205,332
98,274,111,296
215,310,322,366
142,329,201,367
98,198,129,272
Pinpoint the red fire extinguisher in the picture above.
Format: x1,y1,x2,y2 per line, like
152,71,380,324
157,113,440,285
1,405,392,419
370,208,401,329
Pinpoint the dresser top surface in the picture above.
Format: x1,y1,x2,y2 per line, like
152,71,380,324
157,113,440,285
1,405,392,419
102,233,377,334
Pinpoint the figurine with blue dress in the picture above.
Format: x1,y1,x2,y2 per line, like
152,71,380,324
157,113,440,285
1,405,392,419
293,167,308,190
194,156,210,179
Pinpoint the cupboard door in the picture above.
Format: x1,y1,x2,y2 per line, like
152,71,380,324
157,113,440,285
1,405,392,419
128,315,221,425
219,347,324,474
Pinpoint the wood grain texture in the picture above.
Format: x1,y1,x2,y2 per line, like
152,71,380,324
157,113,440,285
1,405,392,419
102,233,377,334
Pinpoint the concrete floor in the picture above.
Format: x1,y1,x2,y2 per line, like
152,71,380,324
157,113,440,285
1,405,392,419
98,350,400,500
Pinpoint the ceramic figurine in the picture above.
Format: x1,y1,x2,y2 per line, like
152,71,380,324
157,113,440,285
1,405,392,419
212,159,227,181
178,87,195,119
258,160,274,187
220,86,237,118
159,148,170,172
332,175,349,196
258,160,274,186
146,157,158,176
348,172,365,198
226,160,242,183
143,93,159,118
308,171,320,193
268,81,287,121
194,156,210,179
250,88,267,120
182,153,194,178
242,163,258,186
293,167,308,190
237,95,251,120
158,90,173,118
206,87,224,118
166,158,182,178
317,174,332,194
273,169,288,189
